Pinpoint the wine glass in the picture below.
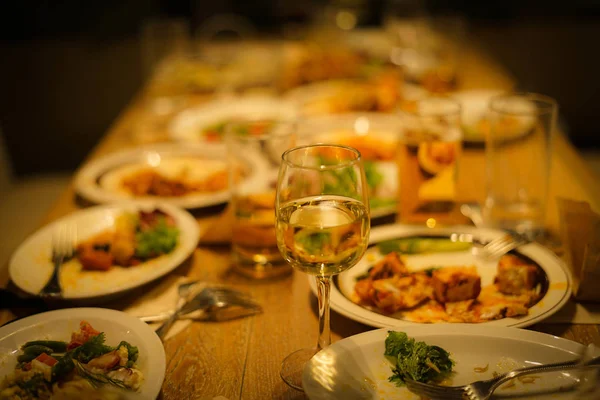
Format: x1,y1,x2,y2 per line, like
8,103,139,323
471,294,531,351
275,144,371,390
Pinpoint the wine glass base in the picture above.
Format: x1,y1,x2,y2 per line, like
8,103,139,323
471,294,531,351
280,347,319,391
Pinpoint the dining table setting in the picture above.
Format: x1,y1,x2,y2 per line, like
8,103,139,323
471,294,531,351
1,17,600,400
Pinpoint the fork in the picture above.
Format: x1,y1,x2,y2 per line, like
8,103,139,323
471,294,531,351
154,286,260,339
39,224,76,299
405,355,600,400
144,286,259,322
477,233,529,259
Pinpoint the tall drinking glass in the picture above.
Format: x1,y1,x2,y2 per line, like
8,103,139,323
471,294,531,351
275,144,371,390
227,120,297,279
483,93,557,239
397,96,463,226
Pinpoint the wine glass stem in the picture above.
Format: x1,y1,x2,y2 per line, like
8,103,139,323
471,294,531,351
315,275,331,351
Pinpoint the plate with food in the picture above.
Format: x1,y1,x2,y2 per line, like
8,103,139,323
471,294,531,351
168,96,297,144
452,90,536,145
304,326,598,400
0,308,165,399
284,69,403,116
298,114,403,218
309,224,571,328
74,144,264,209
9,202,200,300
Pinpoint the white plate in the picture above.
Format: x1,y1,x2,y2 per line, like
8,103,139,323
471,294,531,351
309,224,571,328
285,80,427,117
168,95,298,144
452,90,536,144
74,143,264,209
9,201,200,300
0,308,165,399
304,326,598,400
297,113,403,218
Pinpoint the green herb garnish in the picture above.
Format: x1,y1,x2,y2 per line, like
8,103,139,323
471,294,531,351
135,217,179,259
364,161,384,191
385,331,454,386
295,231,330,255
73,361,132,390
318,156,360,200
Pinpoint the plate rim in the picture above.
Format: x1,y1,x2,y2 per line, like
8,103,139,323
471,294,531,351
303,324,593,398
168,95,298,144
9,200,200,300
308,224,572,329
73,143,257,209
0,307,166,400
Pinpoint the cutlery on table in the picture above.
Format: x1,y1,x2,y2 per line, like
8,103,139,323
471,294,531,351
154,280,202,340
405,354,600,400
39,224,76,299
461,203,530,259
154,284,261,339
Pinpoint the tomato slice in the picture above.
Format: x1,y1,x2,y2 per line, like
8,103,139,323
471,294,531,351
35,353,58,367
68,320,101,348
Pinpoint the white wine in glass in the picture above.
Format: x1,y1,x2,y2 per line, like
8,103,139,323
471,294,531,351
275,144,370,391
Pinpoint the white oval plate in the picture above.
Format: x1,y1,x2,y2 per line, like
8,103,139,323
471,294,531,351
168,95,298,144
0,308,165,400
9,201,200,300
304,326,598,400
74,143,264,209
309,224,571,328
285,80,427,117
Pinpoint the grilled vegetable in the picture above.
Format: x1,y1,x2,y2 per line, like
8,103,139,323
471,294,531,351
378,238,471,255
21,340,68,353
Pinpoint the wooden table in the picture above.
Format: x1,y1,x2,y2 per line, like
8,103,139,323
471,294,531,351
2,39,600,399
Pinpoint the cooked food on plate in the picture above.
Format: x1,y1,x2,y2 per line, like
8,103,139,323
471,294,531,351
318,132,397,162
313,147,396,211
282,45,391,90
0,321,143,399
76,208,179,271
296,72,402,115
385,331,454,386
100,157,228,198
353,239,543,323
199,119,276,142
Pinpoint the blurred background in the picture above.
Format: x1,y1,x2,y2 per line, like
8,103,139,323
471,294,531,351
2,0,600,178
0,0,599,238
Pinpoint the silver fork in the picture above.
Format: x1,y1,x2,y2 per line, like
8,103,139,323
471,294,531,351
477,233,529,259
405,355,600,400
154,286,261,339
39,224,76,299
144,284,256,324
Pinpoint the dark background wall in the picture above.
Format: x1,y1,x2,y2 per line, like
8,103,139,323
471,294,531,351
1,0,599,177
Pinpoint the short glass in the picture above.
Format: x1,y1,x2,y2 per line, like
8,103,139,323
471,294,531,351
483,93,557,239
396,96,463,226
275,144,370,390
226,119,297,279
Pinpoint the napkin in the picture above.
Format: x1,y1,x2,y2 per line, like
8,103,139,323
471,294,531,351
557,198,600,302
124,275,196,341
199,205,234,244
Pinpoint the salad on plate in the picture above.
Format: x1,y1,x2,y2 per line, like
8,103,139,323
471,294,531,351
0,321,143,400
